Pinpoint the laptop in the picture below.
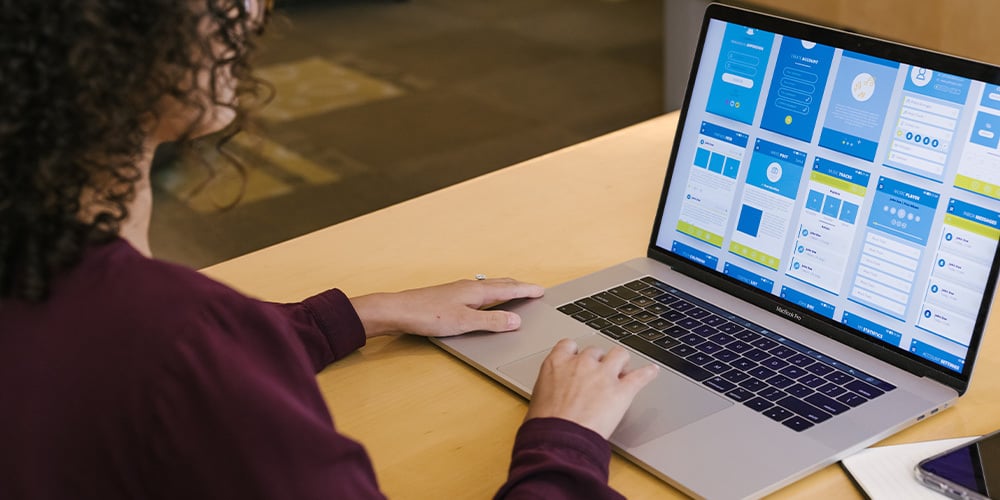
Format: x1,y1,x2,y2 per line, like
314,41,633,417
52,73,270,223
433,4,1000,498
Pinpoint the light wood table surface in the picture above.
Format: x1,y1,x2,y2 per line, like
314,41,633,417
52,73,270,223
202,111,1000,499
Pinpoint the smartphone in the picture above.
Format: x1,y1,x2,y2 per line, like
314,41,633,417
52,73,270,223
915,430,1000,499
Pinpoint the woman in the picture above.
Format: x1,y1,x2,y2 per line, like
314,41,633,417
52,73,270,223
0,1,658,498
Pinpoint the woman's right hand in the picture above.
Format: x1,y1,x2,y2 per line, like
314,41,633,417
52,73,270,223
525,338,659,439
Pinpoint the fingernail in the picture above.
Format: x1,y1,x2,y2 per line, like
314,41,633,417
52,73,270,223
507,313,521,329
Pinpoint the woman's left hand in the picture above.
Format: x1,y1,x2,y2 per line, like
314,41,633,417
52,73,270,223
350,278,545,339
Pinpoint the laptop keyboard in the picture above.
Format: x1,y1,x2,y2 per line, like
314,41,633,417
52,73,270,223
557,276,896,432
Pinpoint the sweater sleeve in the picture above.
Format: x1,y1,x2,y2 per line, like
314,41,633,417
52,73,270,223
494,418,625,500
143,291,386,500
268,288,367,372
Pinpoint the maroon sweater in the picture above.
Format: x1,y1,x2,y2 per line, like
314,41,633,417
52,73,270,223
0,239,624,499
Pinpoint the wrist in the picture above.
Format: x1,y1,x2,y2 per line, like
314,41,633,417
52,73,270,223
349,292,402,339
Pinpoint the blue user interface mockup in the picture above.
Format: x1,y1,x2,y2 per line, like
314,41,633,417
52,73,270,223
656,19,1000,375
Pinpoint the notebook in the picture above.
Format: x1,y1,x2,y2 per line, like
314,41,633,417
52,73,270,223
433,4,1000,498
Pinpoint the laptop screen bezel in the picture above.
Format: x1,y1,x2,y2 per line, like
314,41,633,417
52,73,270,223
647,3,1000,394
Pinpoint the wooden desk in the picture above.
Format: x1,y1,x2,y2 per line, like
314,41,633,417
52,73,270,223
202,111,1000,499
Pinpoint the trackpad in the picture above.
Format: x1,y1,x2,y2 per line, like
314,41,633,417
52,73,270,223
499,335,731,447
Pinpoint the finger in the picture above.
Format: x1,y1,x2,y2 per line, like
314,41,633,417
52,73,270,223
580,345,605,361
601,346,632,372
473,280,545,307
621,364,659,392
461,309,520,333
548,338,580,361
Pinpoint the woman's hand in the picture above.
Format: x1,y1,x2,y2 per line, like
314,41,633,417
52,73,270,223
525,338,659,439
350,278,545,339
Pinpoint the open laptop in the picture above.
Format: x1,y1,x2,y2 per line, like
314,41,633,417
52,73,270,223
433,4,1000,498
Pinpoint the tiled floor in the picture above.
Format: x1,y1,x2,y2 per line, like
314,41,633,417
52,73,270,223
149,0,664,268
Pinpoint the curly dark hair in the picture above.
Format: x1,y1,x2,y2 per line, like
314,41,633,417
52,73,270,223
0,0,265,301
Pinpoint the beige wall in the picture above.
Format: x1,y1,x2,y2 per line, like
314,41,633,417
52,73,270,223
747,0,999,64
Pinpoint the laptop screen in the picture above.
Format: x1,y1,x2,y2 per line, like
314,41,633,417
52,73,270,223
654,9,1000,377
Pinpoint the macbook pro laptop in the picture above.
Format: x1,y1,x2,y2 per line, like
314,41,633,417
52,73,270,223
433,4,1000,498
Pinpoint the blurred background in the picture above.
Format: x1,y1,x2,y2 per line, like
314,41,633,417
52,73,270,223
150,0,1000,269
150,0,665,268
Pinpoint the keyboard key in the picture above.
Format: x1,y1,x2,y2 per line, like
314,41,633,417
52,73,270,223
632,311,659,323
608,286,641,300
763,406,793,422
824,371,853,385
837,392,868,407
744,397,773,412
592,292,627,309
767,374,795,389
799,374,826,388
702,314,728,326
730,358,757,371
653,294,678,306
721,369,750,384
620,336,712,381
586,318,612,330
622,321,648,334
693,324,719,337
624,280,647,291
557,303,582,315
678,333,706,346
770,346,796,358
636,329,665,342
806,362,835,376
714,350,740,363
726,388,755,402
739,378,767,392
785,384,813,398
727,340,753,353
640,276,670,289
752,337,778,350
571,311,597,322
708,332,735,345
698,341,724,354
616,303,642,315
733,329,760,342
687,307,711,319
676,318,702,329
660,310,687,322
805,393,850,415
663,326,688,338
747,366,777,380
818,383,846,397
653,336,680,349
845,380,885,399
600,326,629,340
744,348,770,362
719,323,746,335
761,357,789,370
645,304,670,315
703,360,730,374
670,344,698,357
671,300,695,312
759,387,786,402
687,352,713,365
782,416,814,432
638,287,663,298
574,298,617,317
631,297,656,308
788,353,813,366
607,313,632,325
647,318,672,331
777,397,832,424
704,376,736,393
779,366,807,379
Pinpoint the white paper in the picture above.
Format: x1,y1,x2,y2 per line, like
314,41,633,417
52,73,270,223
841,437,979,499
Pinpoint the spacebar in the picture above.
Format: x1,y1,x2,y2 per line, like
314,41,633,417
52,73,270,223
620,336,712,381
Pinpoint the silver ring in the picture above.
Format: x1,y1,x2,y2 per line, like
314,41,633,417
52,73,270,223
475,273,487,281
